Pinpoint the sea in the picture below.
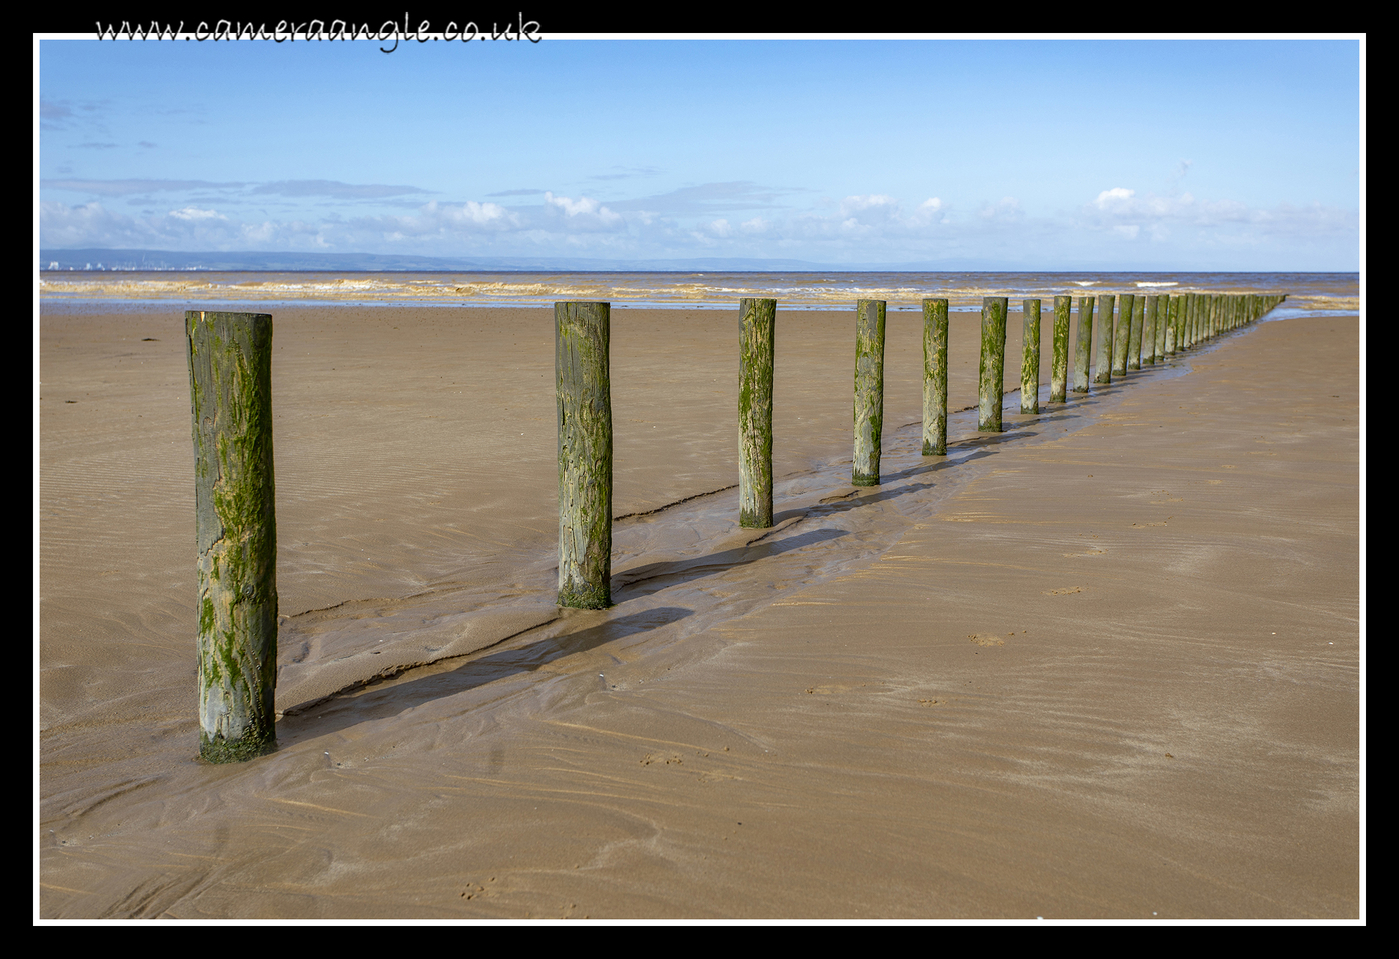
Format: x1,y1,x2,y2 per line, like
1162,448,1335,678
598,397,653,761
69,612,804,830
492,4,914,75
37,269,1358,320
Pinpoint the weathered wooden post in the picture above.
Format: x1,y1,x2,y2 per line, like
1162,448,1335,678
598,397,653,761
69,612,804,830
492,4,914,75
922,298,949,455
1094,294,1115,384
187,310,278,763
1142,295,1157,366
556,301,613,609
1112,293,1134,376
1050,295,1071,403
738,298,776,528
979,296,1008,431
1021,298,1041,413
853,299,886,485
1072,296,1094,393
1161,294,1176,356
1128,294,1145,370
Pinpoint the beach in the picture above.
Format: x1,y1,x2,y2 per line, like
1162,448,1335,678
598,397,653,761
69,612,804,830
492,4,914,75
38,302,1360,919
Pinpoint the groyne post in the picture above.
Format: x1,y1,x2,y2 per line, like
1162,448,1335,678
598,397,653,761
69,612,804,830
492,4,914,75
1128,294,1145,370
1112,293,1134,376
853,299,886,485
1158,294,1169,357
556,301,613,609
738,298,777,528
1094,294,1116,384
1021,298,1041,414
1050,295,1070,403
1142,295,1158,366
1072,296,1094,393
922,298,949,455
186,310,278,763
979,296,1008,431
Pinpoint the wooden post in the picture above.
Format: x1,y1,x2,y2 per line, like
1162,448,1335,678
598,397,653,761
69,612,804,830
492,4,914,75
1142,295,1157,366
1094,295,1115,384
922,298,949,455
978,296,1008,431
1021,298,1041,414
1161,294,1176,356
1112,293,1134,376
1072,296,1094,393
186,310,278,763
853,299,886,485
1050,295,1071,403
556,301,613,609
738,298,776,528
1128,294,1145,370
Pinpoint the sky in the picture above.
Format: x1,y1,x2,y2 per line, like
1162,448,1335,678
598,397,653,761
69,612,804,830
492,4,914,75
36,32,1363,270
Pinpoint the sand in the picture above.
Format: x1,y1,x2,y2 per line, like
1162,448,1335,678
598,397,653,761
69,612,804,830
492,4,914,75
38,304,1360,919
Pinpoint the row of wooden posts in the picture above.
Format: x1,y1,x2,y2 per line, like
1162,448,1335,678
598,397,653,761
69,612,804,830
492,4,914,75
185,290,1284,761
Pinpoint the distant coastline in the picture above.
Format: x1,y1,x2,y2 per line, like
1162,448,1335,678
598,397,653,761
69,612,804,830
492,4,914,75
39,249,1347,275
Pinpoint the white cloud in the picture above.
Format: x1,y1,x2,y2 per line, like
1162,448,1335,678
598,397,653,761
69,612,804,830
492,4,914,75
1080,187,1356,239
544,191,623,227
1095,187,1135,208
169,207,228,221
979,196,1023,220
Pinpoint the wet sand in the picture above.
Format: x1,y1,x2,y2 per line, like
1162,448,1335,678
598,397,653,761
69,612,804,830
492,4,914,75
38,304,1359,919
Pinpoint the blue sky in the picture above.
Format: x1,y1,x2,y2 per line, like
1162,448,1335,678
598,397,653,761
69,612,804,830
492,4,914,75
37,34,1362,270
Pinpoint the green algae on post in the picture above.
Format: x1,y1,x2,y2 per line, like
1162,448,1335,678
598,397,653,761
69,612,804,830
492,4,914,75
1072,296,1094,393
1162,294,1177,356
1050,295,1071,403
1112,293,1134,376
1141,295,1157,366
738,298,776,528
922,298,949,456
186,310,278,763
1128,294,1145,370
556,301,613,609
1094,294,1115,385
1021,298,1041,414
852,299,886,485
978,296,1008,431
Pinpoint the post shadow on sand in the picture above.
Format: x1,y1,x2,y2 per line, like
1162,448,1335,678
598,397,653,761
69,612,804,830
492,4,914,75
277,606,695,743
611,526,849,598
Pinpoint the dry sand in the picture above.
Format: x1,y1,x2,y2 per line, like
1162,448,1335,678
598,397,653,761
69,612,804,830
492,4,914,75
38,304,1360,919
